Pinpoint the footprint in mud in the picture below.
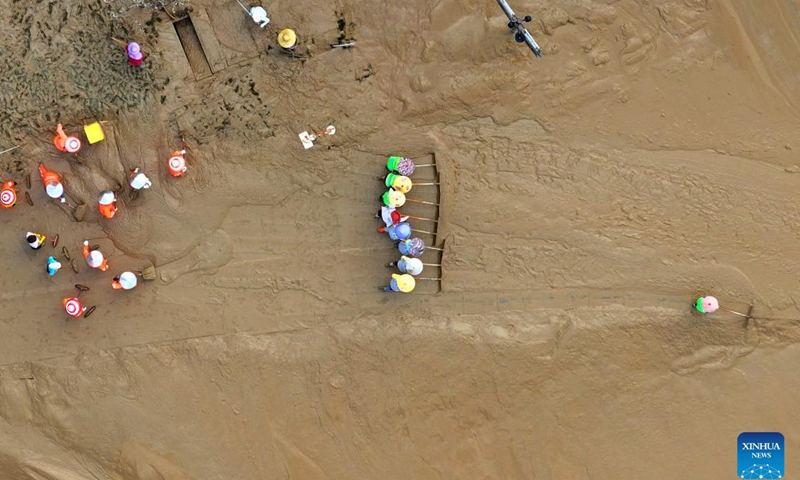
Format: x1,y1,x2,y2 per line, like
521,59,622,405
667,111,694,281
159,229,233,284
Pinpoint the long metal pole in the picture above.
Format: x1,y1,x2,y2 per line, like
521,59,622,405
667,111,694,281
496,0,543,58
235,0,250,14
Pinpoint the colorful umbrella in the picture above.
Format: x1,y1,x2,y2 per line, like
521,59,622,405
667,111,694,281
398,237,425,257
396,158,415,176
695,296,719,313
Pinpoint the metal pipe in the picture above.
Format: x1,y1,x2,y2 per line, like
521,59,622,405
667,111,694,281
496,0,543,58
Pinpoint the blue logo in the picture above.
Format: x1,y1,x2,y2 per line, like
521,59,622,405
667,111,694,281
738,432,784,479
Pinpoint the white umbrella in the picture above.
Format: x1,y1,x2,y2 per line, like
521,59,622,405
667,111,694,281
87,250,104,268
118,271,137,290
98,190,115,205
45,182,63,199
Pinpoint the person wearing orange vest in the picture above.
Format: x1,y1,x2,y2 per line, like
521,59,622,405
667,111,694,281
82,241,109,271
0,180,18,208
63,297,86,318
38,164,67,203
53,124,82,153
112,271,138,290
168,150,187,177
98,190,117,219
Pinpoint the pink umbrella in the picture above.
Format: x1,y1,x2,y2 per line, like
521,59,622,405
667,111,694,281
699,295,719,313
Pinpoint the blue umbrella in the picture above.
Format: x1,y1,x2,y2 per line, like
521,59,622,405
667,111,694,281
388,222,411,241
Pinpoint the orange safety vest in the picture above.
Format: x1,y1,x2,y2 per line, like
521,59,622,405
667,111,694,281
98,202,117,219
39,164,62,186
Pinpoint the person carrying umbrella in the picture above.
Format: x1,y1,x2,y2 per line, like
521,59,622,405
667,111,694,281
381,273,415,293
112,271,138,290
383,173,412,194
397,237,426,257
387,156,416,176
39,164,67,203
381,189,405,208
82,241,109,272
63,296,86,318
386,256,423,276
378,222,411,241
375,205,408,227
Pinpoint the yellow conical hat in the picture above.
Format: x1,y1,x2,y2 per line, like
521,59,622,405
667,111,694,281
278,29,297,48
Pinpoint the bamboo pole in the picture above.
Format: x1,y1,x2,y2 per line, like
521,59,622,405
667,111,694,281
406,215,438,223
0,145,20,155
405,198,439,206
720,307,749,318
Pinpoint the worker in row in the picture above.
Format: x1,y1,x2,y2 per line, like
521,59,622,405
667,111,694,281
378,222,411,241
375,205,408,227
386,256,424,276
382,173,412,194
381,189,405,208
381,273,415,293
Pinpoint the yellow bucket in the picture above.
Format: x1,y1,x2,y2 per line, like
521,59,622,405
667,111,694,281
84,122,105,144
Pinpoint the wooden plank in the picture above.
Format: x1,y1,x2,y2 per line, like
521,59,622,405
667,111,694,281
189,8,228,73
155,17,193,83
174,17,213,80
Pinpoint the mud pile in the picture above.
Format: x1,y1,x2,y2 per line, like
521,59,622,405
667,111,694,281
0,0,799,478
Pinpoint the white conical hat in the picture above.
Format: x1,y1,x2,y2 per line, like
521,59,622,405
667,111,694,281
87,250,104,267
118,271,137,289
45,182,64,198
98,190,115,205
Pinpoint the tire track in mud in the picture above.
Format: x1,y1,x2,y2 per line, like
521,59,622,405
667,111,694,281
3,280,796,376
